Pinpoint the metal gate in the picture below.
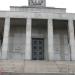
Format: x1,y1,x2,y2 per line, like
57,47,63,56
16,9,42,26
32,38,44,60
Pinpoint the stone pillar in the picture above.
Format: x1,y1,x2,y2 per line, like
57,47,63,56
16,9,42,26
48,19,54,60
25,18,32,60
2,17,10,59
68,19,75,60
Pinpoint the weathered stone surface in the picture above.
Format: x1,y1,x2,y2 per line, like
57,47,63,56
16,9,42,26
0,60,75,74
0,60,24,73
1,72,75,75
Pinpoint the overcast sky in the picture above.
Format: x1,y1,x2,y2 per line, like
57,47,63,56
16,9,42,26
0,0,75,13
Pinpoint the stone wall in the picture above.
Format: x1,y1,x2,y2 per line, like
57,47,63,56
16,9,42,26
0,60,75,74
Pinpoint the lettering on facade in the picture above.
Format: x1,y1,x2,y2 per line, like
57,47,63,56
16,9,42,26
31,0,43,5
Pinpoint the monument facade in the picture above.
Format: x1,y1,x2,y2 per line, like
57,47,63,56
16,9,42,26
0,0,75,75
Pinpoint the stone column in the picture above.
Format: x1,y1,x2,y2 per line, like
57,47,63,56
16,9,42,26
2,17,10,59
25,18,32,60
68,19,75,60
48,19,54,60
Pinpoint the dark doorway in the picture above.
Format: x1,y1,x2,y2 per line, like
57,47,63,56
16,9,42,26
32,38,44,60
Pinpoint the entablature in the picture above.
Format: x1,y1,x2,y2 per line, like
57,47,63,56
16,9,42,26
10,6,66,14
0,11,75,20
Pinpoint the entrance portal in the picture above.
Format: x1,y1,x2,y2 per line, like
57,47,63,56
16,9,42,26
32,38,44,60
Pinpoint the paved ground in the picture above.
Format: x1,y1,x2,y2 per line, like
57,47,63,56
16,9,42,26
1,73,74,75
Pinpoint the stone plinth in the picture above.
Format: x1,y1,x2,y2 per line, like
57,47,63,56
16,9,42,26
0,60,75,74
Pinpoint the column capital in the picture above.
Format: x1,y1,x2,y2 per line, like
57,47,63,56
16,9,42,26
26,17,32,19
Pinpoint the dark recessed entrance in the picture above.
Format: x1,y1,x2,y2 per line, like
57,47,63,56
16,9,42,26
32,38,44,60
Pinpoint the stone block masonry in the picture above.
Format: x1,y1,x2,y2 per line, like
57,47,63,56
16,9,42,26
0,60,75,74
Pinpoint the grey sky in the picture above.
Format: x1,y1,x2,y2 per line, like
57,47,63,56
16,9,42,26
0,0,74,13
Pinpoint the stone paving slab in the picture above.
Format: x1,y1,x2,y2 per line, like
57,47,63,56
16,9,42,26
2,73,74,75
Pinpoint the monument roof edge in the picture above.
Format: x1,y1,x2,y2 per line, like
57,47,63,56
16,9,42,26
10,6,66,10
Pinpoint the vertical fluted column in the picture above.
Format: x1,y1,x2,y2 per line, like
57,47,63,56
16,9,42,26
25,18,32,60
2,17,10,59
48,19,54,60
68,19,75,60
